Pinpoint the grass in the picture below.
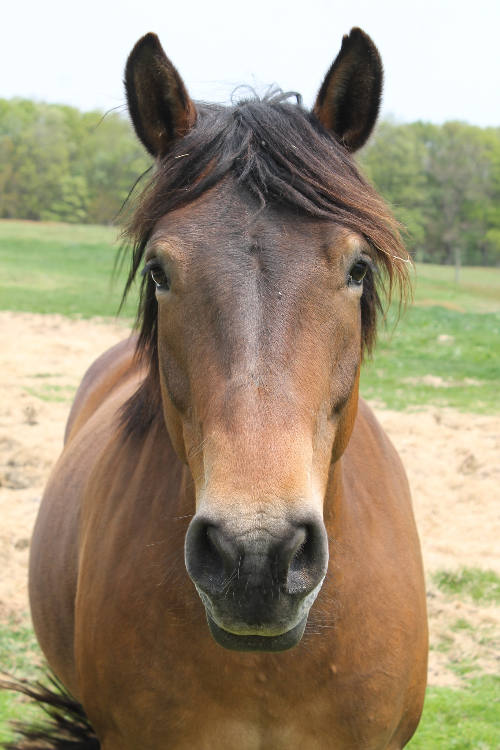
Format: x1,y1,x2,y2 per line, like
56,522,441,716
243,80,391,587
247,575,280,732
412,263,500,314
25,384,78,403
364,261,500,415
452,618,475,632
433,568,500,605
361,306,500,413
0,619,44,745
0,220,138,319
364,263,500,414
0,619,41,676
1,220,499,413
408,675,500,749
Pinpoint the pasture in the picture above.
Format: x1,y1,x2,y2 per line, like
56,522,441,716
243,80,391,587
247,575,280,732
0,221,138,318
0,220,499,747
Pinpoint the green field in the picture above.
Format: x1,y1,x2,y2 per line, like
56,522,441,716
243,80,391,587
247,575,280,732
359,261,500,414
0,619,43,745
0,220,138,318
361,305,500,413
410,263,500,314
0,220,499,746
408,675,500,749
433,568,500,605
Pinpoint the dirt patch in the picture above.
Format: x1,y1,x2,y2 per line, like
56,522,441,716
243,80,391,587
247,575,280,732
0,312,499,687
425,584,500,687
0,312,131,622
374,406,500,687
375,408,500,577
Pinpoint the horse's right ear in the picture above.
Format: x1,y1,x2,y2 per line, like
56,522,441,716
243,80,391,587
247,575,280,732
124,33,197,158
313,28,383,152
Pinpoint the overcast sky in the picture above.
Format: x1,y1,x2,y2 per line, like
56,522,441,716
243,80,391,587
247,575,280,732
1,0,499,127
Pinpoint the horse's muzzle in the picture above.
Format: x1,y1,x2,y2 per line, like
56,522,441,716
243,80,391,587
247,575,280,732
184,511,328,651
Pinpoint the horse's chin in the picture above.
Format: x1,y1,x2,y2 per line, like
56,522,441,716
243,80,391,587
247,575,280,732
206,613,308,652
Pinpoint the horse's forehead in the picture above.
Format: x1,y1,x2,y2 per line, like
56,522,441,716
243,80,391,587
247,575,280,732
149,188,364,261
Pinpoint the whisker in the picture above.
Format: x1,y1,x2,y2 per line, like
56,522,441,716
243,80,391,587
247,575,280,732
188,436,213,460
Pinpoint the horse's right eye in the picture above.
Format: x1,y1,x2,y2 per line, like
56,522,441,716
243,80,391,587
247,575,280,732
348,261,368,287
150,266,170,289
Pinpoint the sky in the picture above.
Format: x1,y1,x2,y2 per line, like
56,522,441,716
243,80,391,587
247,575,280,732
1,0,499,127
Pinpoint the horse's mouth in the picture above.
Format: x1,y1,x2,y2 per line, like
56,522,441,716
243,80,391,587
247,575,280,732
206,613,308,652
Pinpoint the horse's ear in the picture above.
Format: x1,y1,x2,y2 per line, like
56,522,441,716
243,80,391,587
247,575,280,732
124,33,197,158
313,28,383,153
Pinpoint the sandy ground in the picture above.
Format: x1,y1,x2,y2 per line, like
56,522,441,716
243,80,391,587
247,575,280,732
0,311,499,688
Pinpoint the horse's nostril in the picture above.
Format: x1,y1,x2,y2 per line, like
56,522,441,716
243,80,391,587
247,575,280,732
287,524,326,595
185,518,226,590
206,527,221,560
186,513,328,602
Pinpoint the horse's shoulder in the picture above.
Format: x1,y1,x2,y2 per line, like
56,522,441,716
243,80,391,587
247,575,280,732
346,396,409,488
338,399,418,551
64,335,141,444
353,396,396,447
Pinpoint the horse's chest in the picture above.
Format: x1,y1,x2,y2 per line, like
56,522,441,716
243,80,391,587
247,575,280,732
174,715,330,750
142,693,343,750
110,663,392,750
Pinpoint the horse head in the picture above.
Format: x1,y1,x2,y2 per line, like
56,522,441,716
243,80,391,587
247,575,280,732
122,30,407,652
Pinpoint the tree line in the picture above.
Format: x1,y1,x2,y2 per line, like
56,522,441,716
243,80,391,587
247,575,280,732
361,120,500,268
1,98,499,266
0,99,151,226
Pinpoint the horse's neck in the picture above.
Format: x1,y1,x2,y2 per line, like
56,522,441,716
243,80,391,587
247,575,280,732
323,458,344,527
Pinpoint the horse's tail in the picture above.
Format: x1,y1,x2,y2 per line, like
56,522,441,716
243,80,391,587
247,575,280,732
0,674,100,749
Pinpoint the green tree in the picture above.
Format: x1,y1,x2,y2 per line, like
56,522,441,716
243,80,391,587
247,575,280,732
361,121,430,257
1,98,500,269
363,119,500,269
42,175,90,223
0,99,151,225
423,122,489,278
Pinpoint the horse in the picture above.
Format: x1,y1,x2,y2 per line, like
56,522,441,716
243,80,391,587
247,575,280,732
16,27,428,750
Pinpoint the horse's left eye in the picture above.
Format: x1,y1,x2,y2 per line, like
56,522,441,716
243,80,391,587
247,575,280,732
348,262,368,286
150,266,170,289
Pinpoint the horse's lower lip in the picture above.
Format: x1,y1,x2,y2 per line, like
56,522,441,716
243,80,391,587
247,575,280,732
206,613,308,652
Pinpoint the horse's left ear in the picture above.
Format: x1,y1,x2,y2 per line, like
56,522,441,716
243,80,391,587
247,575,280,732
124,33,197,158
313,28,383,152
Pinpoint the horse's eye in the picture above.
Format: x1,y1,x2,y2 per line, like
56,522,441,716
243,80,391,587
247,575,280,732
150,266,170,289
348,262,368,286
